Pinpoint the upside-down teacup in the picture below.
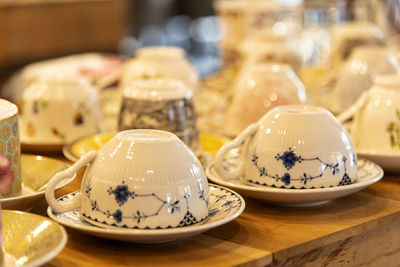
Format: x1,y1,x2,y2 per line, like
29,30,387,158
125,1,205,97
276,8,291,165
46,129,209,229
215,105,357,189
338,74,400,152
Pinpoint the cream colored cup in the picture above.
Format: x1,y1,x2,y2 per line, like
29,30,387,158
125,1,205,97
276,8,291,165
331,46,400,113
46,130,209,229
120,46,199,92
19,76,102,144
338,74,400,151
216,105,357,189
0,99,21,198
226,63,307,136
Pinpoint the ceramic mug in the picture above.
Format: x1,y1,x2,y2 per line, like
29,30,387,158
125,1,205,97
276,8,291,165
46,129,209,229
0,99,21,198
338,74,400,152
215,105,357,189
118,79,199,152
19,76,102,144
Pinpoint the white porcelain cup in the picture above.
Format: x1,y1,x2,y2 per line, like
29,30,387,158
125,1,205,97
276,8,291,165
226,63,307,136
215,105,357,189
338,74,400,152
46,129,209,229
19,76,102,144
331,46,400,113
120,46,199,92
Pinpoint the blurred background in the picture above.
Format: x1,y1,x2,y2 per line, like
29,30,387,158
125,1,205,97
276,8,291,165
0,0,399,92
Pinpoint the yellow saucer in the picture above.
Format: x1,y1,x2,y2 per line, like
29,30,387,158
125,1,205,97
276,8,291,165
63,132,231,162
1,155,74,210
2,210,67,267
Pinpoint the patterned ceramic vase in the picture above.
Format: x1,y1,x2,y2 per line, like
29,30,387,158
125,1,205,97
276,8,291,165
46,130,209,229
0,99,21,198
118,79,199,152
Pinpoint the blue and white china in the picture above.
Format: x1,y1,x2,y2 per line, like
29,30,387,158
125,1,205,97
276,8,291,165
207,155,383,206
118,79,199,152
215,105,357,189
46,129,209,229
47,184,245,243
339,74,400,153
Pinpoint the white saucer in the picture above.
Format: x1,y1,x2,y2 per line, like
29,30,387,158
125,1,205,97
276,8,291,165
357,149,400,173
2,210,67,267
47,184,245,243
206,158,383,207
1,155,75,210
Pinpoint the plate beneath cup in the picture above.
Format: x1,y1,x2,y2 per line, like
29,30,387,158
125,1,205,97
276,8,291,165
206,157,383,207
357,149,400,173
1,155,75,210
47,184,245,243
63,132,231,164
2,210,67,267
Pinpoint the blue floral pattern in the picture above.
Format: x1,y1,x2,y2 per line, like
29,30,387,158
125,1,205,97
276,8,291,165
82,177,210,229
250,148,354,188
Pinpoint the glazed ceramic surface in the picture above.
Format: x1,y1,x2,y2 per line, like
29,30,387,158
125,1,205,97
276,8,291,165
0,99,21,198
216,105,357,189
63,132,230,164
331,46,400,113
47,184,244,243
226,63,307,136
2,210,67,267
207,156,383,206
120,46,199,91
118,79,199,152
330,22,384,64
1,154,74,210
20,76,102,145
348,75,400,152
357,149,400,173
47,130,209,229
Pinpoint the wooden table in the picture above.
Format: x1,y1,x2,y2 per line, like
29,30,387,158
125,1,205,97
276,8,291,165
29,162,400,267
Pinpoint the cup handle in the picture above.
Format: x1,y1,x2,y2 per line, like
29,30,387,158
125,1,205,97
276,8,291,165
337,90,371,123
215,123,259,180
45,151,97,213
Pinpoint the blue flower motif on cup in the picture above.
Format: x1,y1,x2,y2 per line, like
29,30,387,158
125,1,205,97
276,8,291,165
249,148,354,188
82,179,209,229
275,148,302,170
107,182,133,206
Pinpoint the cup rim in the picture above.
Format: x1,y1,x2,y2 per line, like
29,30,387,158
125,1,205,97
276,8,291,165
0,99,18,120
136,46,186,59
122,78,192,100
374,74,400,88
115,129,179,143
269,104,330,116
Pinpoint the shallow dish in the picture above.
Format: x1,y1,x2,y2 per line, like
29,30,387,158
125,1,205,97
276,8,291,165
206,156,383,207
2,210,67,267
47,184,244,243
1,155,75,210
357,149,400,173
63,132,230,163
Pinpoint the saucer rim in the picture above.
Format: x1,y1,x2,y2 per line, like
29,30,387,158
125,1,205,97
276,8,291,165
206,158,383,195
0,154,75,207
2,210,68,267
47,184,245,238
